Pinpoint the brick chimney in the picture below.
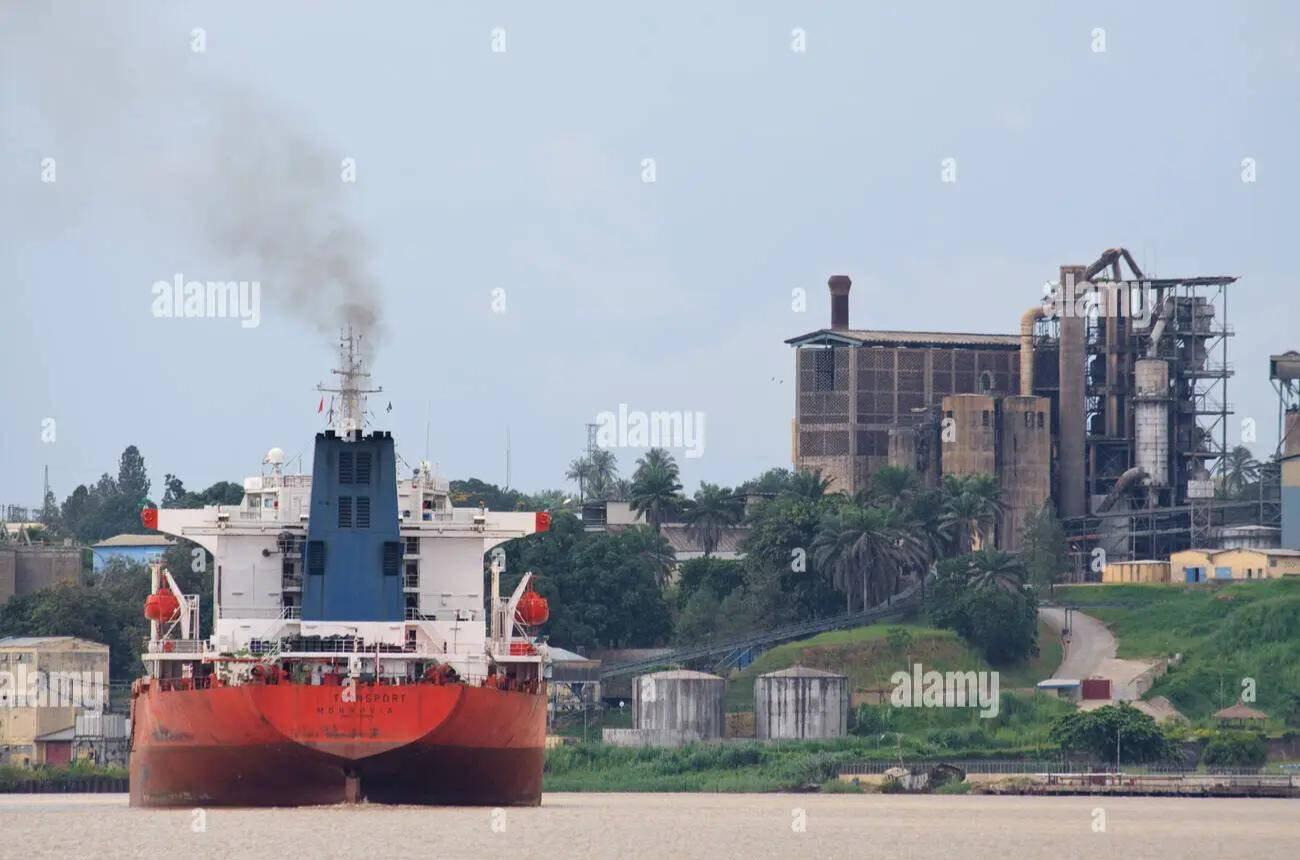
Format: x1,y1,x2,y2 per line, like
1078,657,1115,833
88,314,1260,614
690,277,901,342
828,275,851,330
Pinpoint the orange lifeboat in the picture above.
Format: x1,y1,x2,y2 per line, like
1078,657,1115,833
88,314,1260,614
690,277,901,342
144,587,180,622
515,586,549,627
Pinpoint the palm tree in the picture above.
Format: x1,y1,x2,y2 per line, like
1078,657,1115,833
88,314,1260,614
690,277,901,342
787,468,834,501
1222,445,1262,498
904,488,954,602
871,465,919,508
586,448,620,500
942,474,1006,552
966,549,1028,592
812,505,919,612
565,456,594,503
629,448,683,530
620,524,678,587
683,483,743,556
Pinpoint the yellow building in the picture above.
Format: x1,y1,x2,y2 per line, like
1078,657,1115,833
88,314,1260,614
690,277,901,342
1103,560,1171,584
1168,548,1300,584
0,636,109,766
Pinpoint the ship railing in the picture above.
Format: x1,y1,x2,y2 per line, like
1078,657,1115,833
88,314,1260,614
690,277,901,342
155,676,217,692
231,607,299,619
141,638,206,655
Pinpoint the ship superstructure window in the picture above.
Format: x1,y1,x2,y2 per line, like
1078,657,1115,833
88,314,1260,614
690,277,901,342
338,451,354,484
356,496,371,529
338,496,353,528
404,536,419,556
356,452,372,484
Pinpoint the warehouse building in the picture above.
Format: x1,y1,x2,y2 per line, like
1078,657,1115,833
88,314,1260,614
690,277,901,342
1168,548,1300,582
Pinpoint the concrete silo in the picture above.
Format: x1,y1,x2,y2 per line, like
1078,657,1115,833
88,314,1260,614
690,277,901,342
940,394,997,478
998,395,1051,551
632,670,725,744
754,666,849,740
1134,359,1171,488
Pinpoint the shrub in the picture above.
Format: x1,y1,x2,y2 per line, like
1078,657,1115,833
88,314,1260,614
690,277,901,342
1201,733,1267,769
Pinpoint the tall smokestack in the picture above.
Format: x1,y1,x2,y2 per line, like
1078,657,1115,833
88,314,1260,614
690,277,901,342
828,275,852,330
1058,265,1088,518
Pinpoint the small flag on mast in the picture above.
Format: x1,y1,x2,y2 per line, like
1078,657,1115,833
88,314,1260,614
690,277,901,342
386,402,393,413
317,396,324,414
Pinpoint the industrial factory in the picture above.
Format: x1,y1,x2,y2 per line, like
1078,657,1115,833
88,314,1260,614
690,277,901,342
789,249,1300,571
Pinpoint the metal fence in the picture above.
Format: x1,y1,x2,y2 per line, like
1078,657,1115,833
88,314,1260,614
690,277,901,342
835,759,1269,776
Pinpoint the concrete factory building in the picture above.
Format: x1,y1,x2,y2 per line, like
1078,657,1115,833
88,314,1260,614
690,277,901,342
755,665,849,740
0,636,109,766
789,251,1244,563
0,545,81,606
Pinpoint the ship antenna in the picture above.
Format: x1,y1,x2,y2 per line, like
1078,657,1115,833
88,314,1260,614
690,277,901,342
317,325,382,438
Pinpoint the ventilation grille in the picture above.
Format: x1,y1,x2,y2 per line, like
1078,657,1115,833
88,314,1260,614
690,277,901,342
355,452,372,484
356,496,371,529
382,542,401,576
338,451,354,484
307,541,325,576
338,496,353,528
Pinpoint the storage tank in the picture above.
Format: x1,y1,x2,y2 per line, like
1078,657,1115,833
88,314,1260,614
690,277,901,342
754,666,849,740
998,396,1051,551
633,670,725,742
1134,359,1170,487
940,394,997,478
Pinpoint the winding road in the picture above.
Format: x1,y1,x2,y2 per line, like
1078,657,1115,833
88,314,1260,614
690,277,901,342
1038,607,1116,680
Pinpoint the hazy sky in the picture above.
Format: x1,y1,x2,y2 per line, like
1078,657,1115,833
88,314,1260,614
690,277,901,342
2,1,1298,508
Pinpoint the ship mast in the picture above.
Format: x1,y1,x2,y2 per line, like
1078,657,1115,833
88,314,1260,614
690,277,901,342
317,326,381,437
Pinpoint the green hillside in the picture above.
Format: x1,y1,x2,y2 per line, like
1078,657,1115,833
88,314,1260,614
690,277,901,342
726,618,1062,712
1055,579,1300,724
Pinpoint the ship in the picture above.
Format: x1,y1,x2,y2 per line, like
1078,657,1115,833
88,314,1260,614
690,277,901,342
129,330,553,807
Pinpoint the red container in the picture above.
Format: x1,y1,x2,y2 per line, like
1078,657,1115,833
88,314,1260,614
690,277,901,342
1081,678,1111,700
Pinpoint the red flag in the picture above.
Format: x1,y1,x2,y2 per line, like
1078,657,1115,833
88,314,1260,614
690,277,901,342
317,396,324,413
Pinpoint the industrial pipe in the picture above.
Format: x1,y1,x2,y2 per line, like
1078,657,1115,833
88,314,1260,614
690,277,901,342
1096,467,1149,514
1019,306,1046,396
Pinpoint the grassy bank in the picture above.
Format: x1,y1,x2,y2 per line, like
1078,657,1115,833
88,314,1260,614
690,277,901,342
0,763,127,791
543,737,1054,793
724,618,1062,712
1055,579,1300,724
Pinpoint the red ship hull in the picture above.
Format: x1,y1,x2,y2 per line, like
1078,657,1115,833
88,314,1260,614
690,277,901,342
129,681,547,807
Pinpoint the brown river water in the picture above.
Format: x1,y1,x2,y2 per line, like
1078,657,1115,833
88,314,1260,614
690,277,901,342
1,792,1295,860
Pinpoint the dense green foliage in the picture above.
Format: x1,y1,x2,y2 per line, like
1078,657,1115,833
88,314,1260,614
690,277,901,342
0,560,149,679
1018,503,1069,588
930,551,1038,663
53,446,152,543
1200,732,1268,768
1048,703,1175,764
500,513,673,648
